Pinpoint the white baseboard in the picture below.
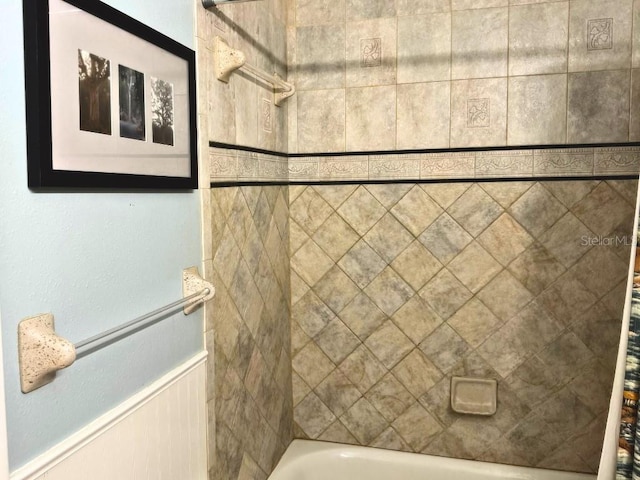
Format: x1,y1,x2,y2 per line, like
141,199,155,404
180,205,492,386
10,351,208,480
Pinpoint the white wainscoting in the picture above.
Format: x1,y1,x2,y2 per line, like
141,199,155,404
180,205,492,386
10,351,208,480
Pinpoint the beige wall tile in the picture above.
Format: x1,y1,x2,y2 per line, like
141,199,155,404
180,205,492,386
507,75,567,146
509,2,568,76
568,0,633,72
452,8,508,79
631,70,640,141
568,70,631,144
397,82,451,149
398,14,451,84
297,89,346,153
452,0,507,10
447,241,503,293
296,0,345,26
397,0,450,15
346,18,397,87
451,78,508,147
346,0,396,21
296,25,346,90
346,85,397,151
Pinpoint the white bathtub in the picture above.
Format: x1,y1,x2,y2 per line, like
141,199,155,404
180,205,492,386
268,440,596,480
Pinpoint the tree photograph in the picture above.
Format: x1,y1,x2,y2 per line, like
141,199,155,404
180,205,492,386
78,49,111,135
151,77,174,146
119,65,145,141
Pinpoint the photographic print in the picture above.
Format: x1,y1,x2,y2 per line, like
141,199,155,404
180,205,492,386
151,77,174,146
78,49,111,135
23,0,197,189
119,65,145,141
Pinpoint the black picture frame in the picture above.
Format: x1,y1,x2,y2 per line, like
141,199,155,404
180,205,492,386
23,0,198,189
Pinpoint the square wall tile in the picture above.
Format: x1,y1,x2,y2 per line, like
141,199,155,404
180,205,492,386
632,69,640,141
397,0,450,15
568,0,633,72
509,2,569,76
296,0,345,26
634,0,640,67
346,86,397,151
568,70,630,143
297,90,346,153
452,0,507,10
452,8,508,79
507,74,567,146
448,184,504,237
396,81,450,149
347,18,397,87
451,78,508,148
346,0,396,21
296,25,346,90
398,13,451,84
234,77,259,147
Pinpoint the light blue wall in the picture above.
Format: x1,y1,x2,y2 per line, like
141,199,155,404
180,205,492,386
0,0,201,470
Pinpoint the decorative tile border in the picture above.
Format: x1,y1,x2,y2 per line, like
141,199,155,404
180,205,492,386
533,148,594,177
210,145,640,184
370,154,420,179
594,147,640,174
421,152,475,179
476,150,533,177
318,156,368,180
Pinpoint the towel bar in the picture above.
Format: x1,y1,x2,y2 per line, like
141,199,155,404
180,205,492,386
17,267,214,393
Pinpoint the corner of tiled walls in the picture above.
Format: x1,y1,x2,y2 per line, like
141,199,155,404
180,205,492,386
196,1,293,479
289,179,638,472
289,0,640,154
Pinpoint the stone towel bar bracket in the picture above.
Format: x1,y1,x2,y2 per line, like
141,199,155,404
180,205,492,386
213,36,295,106
17,267,215,394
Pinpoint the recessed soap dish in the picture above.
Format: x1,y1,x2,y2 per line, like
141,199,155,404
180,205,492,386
450,377,497,416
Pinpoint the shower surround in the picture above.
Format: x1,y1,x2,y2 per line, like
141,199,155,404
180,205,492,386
289,179,636,472
198,0,640,479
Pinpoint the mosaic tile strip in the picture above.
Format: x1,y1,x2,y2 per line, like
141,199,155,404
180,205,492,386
211,146,640,184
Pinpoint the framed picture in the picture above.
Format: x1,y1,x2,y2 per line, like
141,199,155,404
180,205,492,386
23,0,198,189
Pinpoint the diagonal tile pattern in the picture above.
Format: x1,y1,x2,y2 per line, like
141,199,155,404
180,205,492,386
208,186,292,480
290,180,637,474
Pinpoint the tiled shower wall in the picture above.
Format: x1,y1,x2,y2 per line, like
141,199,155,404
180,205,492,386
288,0,640,152
196,3,292,480
207,185,292,480
201,0,289,151
290,179,638,472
